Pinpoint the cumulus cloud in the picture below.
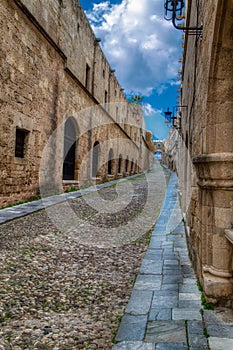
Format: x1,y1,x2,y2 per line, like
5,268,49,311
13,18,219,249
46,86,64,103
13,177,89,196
85,0,182,96
142,103,162,117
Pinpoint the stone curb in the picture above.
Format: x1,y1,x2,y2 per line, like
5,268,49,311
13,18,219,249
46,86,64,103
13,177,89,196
0,173,142,224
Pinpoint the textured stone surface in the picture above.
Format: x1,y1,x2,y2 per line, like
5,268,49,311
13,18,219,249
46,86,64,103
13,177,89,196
164,0,233,304
145,321,187,344
112,341,155,350
208,337,233,350
115,316,147,342
125,291,153,315
155,343,188,350
133,275,162,291
0,174,163,349
0,0,154,207
172,308,202,321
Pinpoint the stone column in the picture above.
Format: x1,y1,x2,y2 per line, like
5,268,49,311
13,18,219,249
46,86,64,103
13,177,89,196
193,153,233,304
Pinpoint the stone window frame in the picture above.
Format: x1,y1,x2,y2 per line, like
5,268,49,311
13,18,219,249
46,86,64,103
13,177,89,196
15,128,29,158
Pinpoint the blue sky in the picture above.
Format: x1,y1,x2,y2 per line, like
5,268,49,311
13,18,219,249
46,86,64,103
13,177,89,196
79,0,182,140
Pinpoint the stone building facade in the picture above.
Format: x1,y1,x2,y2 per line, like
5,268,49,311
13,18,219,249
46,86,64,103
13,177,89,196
0,0,154,207
170,0,233,305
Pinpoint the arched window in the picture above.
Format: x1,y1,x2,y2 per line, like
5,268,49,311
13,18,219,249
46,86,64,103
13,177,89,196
118,154,122,174
92,141,100,178
63,118,77,180
108,149,114,175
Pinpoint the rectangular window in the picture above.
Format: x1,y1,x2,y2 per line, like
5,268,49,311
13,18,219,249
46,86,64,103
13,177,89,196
15,128,27,158
85,64,90,89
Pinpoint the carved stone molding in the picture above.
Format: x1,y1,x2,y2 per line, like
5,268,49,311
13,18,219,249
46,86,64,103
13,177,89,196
203,265,232,278
197,179,233,189
193,153,233,163
192,153,233,189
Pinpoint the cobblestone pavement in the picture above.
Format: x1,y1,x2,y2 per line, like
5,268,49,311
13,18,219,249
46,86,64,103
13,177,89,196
113,173,233,350
1,165,233,349
0,162,168,349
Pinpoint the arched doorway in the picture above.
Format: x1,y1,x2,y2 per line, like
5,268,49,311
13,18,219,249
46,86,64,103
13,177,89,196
131,158,134,173
108,149,114,175
118,154,122,174
92,141,100,178
125,156,129,174
63,118,77,180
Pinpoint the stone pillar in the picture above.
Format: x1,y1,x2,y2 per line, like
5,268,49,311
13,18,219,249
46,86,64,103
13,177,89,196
193,153,233,304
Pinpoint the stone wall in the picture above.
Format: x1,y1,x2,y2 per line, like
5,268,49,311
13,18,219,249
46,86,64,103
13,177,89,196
177,0,233,305
0,0,154,207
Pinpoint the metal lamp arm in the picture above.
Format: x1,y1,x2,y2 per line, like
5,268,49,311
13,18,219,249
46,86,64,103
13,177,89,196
172,13,203,31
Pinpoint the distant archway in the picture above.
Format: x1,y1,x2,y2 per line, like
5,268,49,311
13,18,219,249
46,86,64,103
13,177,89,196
63,118,77,180
155,152,162,160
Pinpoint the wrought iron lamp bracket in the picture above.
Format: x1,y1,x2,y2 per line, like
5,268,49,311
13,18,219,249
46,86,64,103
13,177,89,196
164,0,203,36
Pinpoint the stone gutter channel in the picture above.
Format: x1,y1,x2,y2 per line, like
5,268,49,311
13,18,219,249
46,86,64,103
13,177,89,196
112,173,233,350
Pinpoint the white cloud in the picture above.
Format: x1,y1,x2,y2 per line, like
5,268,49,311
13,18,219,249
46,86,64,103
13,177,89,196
85,0,182,97
142,103,162,117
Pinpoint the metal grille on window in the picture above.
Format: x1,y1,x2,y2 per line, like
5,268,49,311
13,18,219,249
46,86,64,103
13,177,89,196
15,129,26,158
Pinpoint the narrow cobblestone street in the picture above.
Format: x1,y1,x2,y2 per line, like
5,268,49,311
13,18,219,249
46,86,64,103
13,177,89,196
0,162,168,349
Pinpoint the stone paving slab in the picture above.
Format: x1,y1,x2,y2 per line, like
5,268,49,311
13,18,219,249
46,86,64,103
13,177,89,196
162,274,183,284
161,283,179,292
112,341,155,349
205,323,233,338
148,308,172,321
115,316,148,342
140,260,163,275
208,337,233,350
179,292,201,301
134,275,162,291
155,343,188,350
172,308,202,321
179,300,202,308
203,310,227,325
151,292,178,308
143,249,163,260
145,320,187,344
125,290,153,315
188,333,208,349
